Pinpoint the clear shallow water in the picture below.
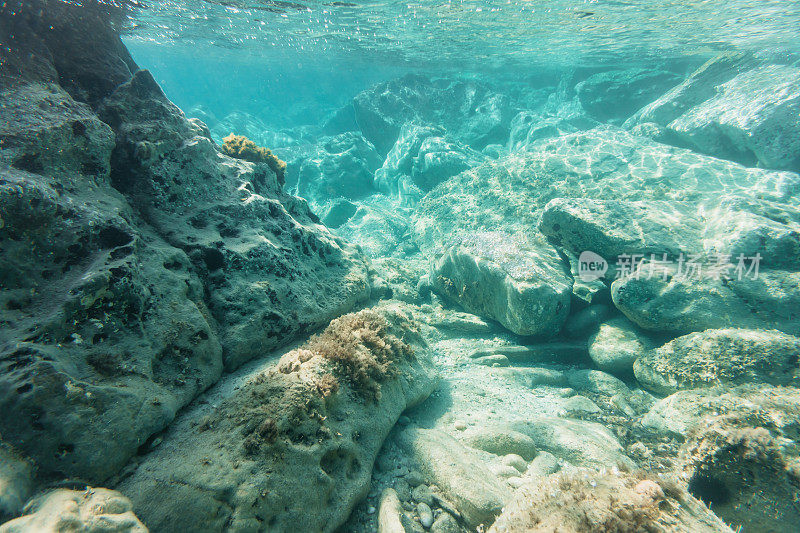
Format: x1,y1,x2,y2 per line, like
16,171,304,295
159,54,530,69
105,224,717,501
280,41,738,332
121,0,800,128
125,0,800,67
4,1,800,531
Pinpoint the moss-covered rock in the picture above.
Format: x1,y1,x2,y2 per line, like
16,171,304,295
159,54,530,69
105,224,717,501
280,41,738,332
119,303,437,532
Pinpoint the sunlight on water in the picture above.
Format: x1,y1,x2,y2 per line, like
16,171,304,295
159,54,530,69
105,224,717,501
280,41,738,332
123,0,800,66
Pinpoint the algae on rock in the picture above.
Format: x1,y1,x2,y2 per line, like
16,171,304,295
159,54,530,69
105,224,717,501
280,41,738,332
119,303,437,533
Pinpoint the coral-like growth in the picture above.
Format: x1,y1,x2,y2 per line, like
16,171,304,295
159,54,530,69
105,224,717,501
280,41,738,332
305,310,415,401
488,468,728,533
222,133,287,185
198,308,418,457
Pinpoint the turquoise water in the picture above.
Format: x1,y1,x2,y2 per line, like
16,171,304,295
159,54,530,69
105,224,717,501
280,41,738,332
3,1,800,531
124,0,800,129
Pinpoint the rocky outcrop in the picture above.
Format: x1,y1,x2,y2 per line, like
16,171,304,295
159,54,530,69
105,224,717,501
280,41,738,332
626,53,800,172
625,52,757,128
575,67,683,123
119,304,437,532
0,0,368,495
634,328,800,394
99,69,370,371
0,2,224,484
415,126,799,337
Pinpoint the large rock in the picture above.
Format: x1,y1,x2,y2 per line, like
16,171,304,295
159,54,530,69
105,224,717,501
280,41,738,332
488,469,733,533
575,68,683,123
634,328,800,395
0,7,224,484
0,0,368,492
430,232,572,336
120,304,437,533
667,64,800,172
626,53,800,172
397,427,512,528
540,197,800,270
351,74,516,154
612,266,800,336
99,69,370,370
0,0,137,106
642,385,800,533
626,52,757,128
509,417,635,470
414,127,800,259
0,488,147,533
291,132,382,205
374,123,486,205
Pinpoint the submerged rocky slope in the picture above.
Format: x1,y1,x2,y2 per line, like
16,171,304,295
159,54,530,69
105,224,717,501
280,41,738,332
1,0,369,521
3,2,800,532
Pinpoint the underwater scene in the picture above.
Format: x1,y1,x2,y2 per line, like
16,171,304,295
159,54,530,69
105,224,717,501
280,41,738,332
2,0,800,531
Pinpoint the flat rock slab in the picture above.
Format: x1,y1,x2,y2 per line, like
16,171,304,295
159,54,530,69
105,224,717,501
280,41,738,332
397,427,512,528
510,417,635,470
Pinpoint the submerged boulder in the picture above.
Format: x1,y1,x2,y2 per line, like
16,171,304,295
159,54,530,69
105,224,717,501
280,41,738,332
634,328,800,394
351,74,516,154
642,385,800,533
430,232,572,337
588,316,653,375
627,53,800,172
120,304,437,533
626,52,757,128
415,126,799,337
374,123,486,205
612,266,800,336
667,64,800,172
397,427,512,528
291,132,382,205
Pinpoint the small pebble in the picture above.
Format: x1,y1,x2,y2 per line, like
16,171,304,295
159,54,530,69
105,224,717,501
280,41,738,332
412,484,435,506
417,502,434,529
501,453,527,473
406,470,425,487
453,419,467,431
398,415,411,425
367,506,376,514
